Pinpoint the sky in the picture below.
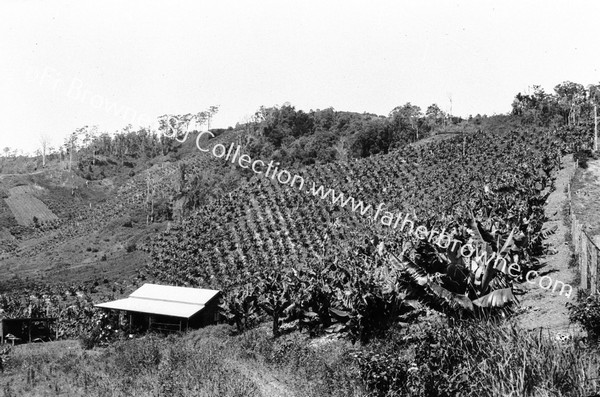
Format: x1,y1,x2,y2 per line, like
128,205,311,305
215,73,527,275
1,0,599,154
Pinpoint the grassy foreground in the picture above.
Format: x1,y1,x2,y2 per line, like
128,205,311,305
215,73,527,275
0,324,362,397
2,320,600,397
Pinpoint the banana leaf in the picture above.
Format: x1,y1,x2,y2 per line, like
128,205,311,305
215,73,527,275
472,288,517,308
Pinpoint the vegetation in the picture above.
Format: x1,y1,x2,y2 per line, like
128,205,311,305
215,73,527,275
356,321,599,397
2,80,600,395
1,325,362,397
3,321,599,397
568,292,600,341
145,123,585,338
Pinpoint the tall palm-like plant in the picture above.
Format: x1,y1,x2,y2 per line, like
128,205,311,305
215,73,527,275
388,213,520,319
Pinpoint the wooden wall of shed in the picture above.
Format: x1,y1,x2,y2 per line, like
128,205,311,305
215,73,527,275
189,293,221,328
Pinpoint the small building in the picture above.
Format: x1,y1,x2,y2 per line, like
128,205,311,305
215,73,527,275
95,284,221,333
0,317,58,344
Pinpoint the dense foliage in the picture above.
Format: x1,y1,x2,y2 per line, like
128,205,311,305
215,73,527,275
355,321,598,397
145,124,588,338
568,292,600,340
512,81,600,128
240,103,454,167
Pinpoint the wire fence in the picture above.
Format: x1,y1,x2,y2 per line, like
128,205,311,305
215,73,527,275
566,157,600,293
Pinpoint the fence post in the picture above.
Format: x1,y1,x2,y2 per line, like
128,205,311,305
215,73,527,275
574,218,580,255
582,233,589,291
594,237,600,295
580,224,587,289
591,237,598,294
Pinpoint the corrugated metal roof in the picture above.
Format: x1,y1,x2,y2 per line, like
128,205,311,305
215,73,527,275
96,298,205,318
94,284,220,318
130,284,220,305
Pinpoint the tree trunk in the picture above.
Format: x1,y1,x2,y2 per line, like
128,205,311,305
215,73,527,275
69,141,73,172
594,104,598,152
272,310,280,337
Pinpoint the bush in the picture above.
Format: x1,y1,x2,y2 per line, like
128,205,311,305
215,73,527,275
356,321,600,397
568,293,600,340
79,327,101,350
574,149,593,169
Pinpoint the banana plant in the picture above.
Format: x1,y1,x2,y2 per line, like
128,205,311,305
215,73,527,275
387,212,521,319
218,284,260,333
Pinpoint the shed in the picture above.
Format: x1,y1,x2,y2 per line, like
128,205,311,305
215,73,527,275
0,317,58,344
95,284,221,333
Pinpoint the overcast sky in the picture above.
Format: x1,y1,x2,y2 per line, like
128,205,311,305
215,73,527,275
1,0,599,154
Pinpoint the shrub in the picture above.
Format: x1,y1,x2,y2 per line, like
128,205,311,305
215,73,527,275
356,321,600,397
125,242,137,252
568,293,600,340
574,149,592,169
79,327,101,350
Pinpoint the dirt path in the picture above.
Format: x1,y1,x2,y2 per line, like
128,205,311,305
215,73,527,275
517,154,581,336
227,359,295,397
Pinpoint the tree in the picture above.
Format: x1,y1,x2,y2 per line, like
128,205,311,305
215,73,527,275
146,172,157,224
333,137,349,163
64,131,81,172
425,104,445,130
39,134,50,167
554,81,586,126
389,102,422,140
511,86,558,126
206,105,220,130
589,84,600,151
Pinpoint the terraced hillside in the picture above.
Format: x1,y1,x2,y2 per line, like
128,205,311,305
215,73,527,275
0,124,590,346
145,126,587,336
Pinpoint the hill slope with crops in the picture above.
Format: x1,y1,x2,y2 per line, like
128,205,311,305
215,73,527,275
144,126,587,338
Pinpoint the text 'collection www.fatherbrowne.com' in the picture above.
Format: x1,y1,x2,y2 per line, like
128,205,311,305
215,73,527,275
170,129,573,298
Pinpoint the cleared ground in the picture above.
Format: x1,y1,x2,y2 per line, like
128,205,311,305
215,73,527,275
4,185,58,226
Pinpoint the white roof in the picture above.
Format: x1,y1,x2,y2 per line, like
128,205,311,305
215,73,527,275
94,284,220,319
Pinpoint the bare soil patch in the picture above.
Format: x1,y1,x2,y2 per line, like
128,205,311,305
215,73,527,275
5,186,58,226
517,155,580,335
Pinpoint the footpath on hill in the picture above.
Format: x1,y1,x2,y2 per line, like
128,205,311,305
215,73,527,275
517,154,581,336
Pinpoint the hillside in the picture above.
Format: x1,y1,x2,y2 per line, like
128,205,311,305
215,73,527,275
0,105,597,397
138,125,591,340
0,130,247,289
1,121,599,396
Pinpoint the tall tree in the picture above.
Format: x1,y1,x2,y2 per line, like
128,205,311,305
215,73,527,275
589,84,600,151
425,103,445,129
39,134,50,167
207,105,220,130
554,81,586,126
390,102,422,140
64,130,82,172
